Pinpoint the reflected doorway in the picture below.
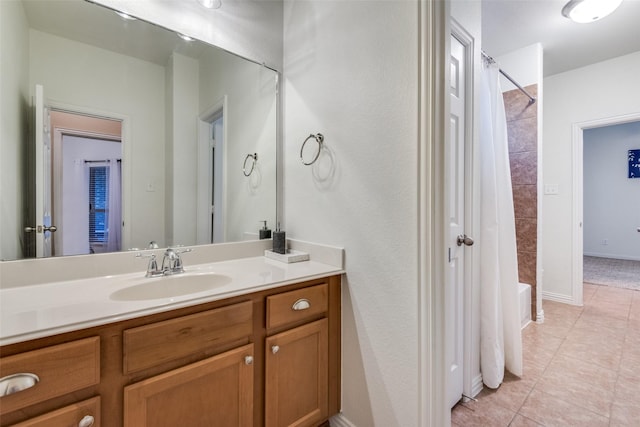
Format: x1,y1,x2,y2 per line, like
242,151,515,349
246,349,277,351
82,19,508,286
197,97,226,245
50,110,123,256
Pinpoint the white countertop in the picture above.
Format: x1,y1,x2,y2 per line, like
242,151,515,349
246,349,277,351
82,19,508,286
0,256,343,346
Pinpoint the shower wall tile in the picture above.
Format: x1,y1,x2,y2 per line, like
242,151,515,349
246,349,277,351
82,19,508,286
518,250,537,289
503,85,538,122
508,118,538,153
516,218,537,253
512,184,537,219
505,83,538,318
510,151,538,185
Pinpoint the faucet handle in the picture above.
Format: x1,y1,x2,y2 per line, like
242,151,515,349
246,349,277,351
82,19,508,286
172,247,193,255
136,252,161,277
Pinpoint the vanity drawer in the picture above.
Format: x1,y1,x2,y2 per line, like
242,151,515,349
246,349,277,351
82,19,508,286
123,301,253,374
266,283,328,330
0,337,100,414
10,396,100,427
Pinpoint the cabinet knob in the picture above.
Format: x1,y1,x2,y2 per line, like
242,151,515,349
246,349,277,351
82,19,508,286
244,356,254,365
271,345,280,354
292,298,310,311
78,415,94,427
0,373,40,396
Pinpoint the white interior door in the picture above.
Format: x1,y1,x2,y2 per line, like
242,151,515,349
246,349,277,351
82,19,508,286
32,84,54,257
197,99,226,245
447,34,468,409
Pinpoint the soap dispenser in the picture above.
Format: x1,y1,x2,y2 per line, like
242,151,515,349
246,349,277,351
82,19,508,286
259,221,271,240
272,223,286,254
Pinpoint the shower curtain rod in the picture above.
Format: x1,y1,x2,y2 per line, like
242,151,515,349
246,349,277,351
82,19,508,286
481,51,536,104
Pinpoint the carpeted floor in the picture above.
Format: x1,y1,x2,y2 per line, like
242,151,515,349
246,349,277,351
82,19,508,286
583,256,640,291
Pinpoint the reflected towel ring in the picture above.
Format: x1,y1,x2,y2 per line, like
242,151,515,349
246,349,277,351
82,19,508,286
300,133,324,166
243,153,258,177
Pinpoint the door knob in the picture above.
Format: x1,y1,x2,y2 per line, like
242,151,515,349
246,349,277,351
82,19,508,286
456,234,474,247
24,225,57,233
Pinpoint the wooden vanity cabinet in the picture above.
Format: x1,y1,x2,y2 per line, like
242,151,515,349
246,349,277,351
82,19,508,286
265,319,329,427
265,284,332,427
0,337,101,427
0,275,341,427
123,344,254,427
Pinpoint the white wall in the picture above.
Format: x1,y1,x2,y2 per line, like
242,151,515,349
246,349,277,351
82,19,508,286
284,1,419,425
0,0,30,260
543,51,640,299
583,121,640,260
166,53,199,246
93,0,283,70
495,44,542,91
29,29,167,250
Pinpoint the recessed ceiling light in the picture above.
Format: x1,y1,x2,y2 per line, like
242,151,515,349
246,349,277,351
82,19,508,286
177,33,194,42
115,11,137,21
197,0,222,9
562,0,623,23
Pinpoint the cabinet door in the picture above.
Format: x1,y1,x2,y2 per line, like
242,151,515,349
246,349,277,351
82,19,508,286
265,319,328,427
123,344,253,427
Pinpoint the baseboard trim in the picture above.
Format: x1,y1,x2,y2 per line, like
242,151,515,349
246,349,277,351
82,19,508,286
542,291,578,306
584,252,640,261
330,413,357,427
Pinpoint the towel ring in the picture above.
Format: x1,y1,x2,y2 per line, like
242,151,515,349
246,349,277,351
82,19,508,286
243,153,257,177
300,133,324,166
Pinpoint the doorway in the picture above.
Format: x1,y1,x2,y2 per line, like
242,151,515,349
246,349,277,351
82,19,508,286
50,109,123,256
448,20,480,409
571,113,640,303
197,97,227,245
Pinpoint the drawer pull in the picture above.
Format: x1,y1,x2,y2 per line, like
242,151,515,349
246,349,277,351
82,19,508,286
0,373,40,396
272,345,280,354
78,415,95,427
244,356,254,365
292,298,311,311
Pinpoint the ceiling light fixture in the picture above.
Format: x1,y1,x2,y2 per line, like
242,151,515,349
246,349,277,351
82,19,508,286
115,11,137,21
562,0,623,23
197,0,222,9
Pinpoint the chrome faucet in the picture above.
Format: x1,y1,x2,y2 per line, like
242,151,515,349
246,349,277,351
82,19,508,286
136,247,192,277
161,248,189,275
136,252,163,278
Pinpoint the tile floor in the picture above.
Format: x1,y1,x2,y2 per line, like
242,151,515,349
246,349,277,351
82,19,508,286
451,283,640,426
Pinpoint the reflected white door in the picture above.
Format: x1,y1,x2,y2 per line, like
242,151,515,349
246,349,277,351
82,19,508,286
32,84,53,257
197,99,226,245
211,117,224,243
447,35,467,408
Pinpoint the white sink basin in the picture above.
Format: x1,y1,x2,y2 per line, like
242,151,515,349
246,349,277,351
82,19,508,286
110,273,232,301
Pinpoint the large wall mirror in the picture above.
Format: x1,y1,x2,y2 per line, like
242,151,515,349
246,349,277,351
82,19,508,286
0,0,279,261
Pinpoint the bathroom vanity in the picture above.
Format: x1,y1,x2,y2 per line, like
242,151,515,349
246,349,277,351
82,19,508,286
0,244,343,427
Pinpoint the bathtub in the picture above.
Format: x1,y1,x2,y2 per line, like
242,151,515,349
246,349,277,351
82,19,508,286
519,282,532,329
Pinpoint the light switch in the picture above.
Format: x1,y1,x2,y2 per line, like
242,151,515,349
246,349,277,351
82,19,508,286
146,183,155,192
